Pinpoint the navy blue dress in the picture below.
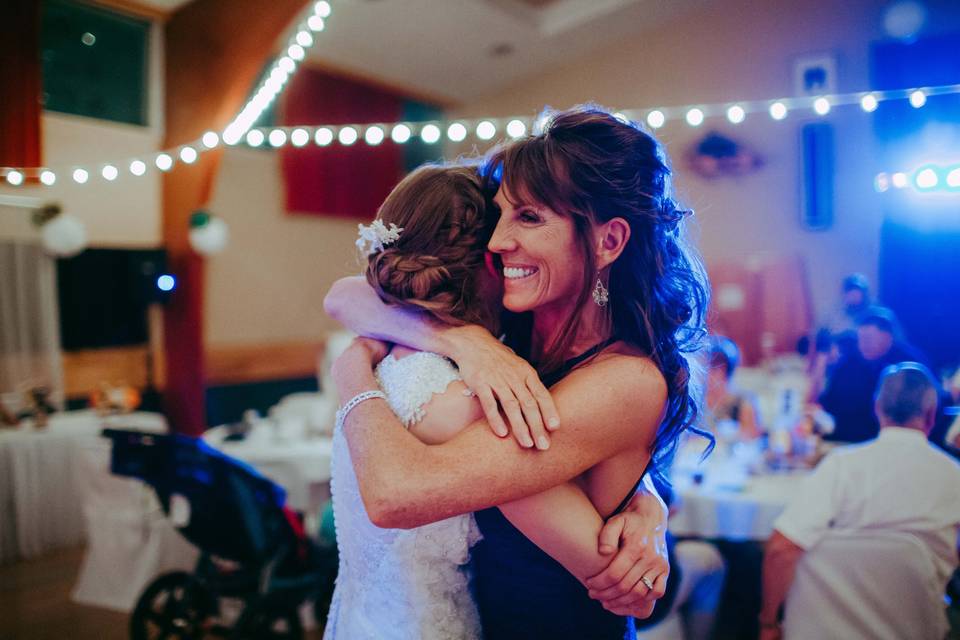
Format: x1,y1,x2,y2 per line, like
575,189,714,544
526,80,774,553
471,343,646,639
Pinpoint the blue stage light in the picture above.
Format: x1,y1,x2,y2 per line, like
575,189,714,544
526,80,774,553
157,274,176,292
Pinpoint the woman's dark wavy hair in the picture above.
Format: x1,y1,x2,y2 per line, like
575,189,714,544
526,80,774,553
483,105,712,477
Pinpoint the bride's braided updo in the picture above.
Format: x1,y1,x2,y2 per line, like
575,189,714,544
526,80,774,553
365,164,494,328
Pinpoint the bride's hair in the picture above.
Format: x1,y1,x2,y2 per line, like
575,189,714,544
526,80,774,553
365,164,494,328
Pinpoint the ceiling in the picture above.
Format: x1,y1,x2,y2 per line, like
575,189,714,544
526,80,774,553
296,0,711,103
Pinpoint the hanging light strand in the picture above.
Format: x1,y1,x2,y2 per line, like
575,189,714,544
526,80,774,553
4,77,960,188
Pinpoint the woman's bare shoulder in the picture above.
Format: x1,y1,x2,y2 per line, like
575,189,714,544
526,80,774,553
561,345,668,414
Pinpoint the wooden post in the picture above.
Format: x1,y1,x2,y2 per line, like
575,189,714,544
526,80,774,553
161,0,309,434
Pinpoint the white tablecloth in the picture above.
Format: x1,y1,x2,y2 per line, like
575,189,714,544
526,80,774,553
203,422,333,514
667,437,808,541
669,471,807,541
0,410,166,564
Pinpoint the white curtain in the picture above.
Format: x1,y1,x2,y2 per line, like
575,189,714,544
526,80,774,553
0,239,65,411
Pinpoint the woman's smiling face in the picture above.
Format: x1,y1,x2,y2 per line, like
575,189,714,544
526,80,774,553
487,183,586,317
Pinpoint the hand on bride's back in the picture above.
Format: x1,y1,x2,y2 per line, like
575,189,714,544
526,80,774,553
444,325,560,451
331,338,391,402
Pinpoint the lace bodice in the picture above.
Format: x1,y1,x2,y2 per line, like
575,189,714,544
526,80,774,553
324,351,482,640
374,352,463,427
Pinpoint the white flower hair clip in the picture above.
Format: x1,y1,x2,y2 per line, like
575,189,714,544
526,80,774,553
356,219,403,256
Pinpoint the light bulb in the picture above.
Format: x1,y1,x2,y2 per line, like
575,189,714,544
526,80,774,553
447,122,467,142
338,127,358,145
390,124,411,144
179,147,198,164
506,119,527,138
420,124,441,144
315,127,333,146
246,130,265,147
476,121,497,140
269,129,287,147
291,128,310,147
296,31,313,47
646,110,665,129
364,126,385,145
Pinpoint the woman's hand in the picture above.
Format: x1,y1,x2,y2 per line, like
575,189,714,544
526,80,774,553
584,487,670,617
331,338,391,403
443,324,559,450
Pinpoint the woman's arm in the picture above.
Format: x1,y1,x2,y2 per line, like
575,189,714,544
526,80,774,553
407,358,668,617
403,348,670,617
325,276,559,447
410,380,615,581
333,339,667,529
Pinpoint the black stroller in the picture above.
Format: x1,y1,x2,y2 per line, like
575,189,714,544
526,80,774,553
103,429,337,639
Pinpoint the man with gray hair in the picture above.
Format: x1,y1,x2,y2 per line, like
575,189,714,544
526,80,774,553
759,362,960,639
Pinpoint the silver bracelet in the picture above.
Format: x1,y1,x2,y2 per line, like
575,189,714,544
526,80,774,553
336,390,387,432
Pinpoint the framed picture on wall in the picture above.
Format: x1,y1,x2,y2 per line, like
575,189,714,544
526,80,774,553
793,53,837,97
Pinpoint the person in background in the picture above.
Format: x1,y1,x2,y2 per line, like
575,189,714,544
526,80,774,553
813,306,925,443
759,362,960,640
802,273,873,366
821,272,871,338
705,336,762,439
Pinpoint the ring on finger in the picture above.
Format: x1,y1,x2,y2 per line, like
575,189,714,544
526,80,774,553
640,575,655,591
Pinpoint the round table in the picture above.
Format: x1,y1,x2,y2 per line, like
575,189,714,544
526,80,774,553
669,471,807,541
667,439,809,541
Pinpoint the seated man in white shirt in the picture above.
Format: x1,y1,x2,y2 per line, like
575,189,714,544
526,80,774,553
759,362,960,640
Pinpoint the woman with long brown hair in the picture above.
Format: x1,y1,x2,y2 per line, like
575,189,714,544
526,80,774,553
326,105,709,638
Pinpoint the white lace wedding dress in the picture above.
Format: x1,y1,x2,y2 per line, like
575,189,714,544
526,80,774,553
323,351,483,640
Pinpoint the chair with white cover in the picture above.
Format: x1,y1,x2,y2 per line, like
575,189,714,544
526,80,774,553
783,530,949,640
71,435,197,611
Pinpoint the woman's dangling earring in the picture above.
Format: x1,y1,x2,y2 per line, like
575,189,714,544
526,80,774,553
592,277,609,307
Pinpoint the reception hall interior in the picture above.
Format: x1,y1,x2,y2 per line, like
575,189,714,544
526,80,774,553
2,0,960,638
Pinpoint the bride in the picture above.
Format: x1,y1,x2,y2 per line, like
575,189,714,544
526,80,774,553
324,160,674,639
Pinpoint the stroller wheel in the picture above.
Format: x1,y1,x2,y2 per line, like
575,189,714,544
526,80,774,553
232,606,303,640
131,571,213,640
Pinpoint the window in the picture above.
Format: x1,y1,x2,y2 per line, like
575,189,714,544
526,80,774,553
41,0,150,126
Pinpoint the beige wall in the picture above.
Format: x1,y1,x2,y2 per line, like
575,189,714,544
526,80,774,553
204,147,361,345
0,112,164,247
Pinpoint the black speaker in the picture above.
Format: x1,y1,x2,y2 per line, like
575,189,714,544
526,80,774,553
800,122,834,230
57,248,169,350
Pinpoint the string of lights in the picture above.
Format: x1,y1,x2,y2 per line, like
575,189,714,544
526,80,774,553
2,3,958,191
875,163,960,193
